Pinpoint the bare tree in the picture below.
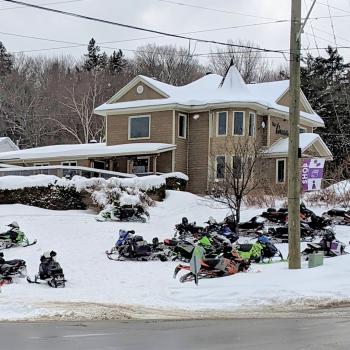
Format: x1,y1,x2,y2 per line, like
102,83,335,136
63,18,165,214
131,43,204,86
208,138,262,228
209,40,282,83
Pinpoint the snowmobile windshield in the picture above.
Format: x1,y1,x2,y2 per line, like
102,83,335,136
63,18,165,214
257,235,270,244
198,236,212,247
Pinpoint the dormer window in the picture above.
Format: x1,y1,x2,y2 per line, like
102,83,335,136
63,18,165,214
178,114,187,138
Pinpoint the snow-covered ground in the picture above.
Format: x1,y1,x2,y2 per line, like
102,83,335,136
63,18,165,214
1,190,350,321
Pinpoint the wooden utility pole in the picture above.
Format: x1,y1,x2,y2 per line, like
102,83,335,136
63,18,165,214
288,0,302,269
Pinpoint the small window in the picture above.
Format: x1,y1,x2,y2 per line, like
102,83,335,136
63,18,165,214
276,159,286,183
299,127,306,133
178,114,187,138
216,155,225,179
129,115,150,140
34,163,49,167
217,111,227,136
61,161,77,166
232,156,242,179
233,111,245,136
248,112,256,137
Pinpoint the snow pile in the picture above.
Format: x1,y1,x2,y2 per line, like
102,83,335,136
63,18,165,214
0,175,60,190
160,172,189,181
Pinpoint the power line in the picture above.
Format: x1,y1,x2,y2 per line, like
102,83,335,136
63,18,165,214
157,0,277,21
2,0,287,55
0,0,87,11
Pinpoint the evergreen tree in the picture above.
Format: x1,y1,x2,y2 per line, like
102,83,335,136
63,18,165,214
82,38,101,71
0,41,14,75
108,49,126,74
301,46,350,164
98,52,108,71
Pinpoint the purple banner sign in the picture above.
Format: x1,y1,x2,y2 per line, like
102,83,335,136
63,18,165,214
301,158,325,192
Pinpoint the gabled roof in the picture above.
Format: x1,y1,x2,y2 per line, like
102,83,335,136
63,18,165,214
265,133,332,160
0,137,19,152
0,143,176,162
95,66,324,127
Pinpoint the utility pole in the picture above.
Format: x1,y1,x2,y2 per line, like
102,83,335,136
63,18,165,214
288,0,302,269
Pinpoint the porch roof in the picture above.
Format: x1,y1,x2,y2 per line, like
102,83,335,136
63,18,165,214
0,142,176,163
264,133,333,160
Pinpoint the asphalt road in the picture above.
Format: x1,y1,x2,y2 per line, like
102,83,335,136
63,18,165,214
1,317,350,350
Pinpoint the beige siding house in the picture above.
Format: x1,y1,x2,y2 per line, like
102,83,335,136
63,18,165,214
0,66,332,193
93,66,332,193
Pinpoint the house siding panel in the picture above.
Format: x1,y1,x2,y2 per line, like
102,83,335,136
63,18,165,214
106,110,173,145
188,111,209,194
116,82,165,103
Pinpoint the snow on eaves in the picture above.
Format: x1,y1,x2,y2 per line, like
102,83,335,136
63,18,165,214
0,143,176,162
95,71,324,127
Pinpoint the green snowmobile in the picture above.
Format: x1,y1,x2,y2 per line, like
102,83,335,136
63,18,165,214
0,222,37,250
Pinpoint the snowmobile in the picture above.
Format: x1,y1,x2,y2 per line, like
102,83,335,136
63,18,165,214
204,218,239,243
236,235,283,263
322,208,350,225
238,216,266,234
173,250,250,284
304,213,333,231
267,222,316,243
0,252,27,285
174,217,203,239
106,230,169,261
27,251,66,288
302,229,347,258
96,205,150,223
0,222,37,250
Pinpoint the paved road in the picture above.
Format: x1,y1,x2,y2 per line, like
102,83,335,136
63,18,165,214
1,318,350,350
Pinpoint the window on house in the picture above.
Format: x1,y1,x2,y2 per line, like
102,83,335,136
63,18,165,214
299,127,307,133
178,114,187,138
233,111,245,135
129,115,150,139
248,112,256,137
217,111,227,136
61,161,77,166
276,159,286,183
216,155,225,179
132,157,150,174
232,156,242,179
34,163,49,167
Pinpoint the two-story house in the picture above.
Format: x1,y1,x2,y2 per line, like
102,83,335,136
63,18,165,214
0,66,332,193
93,65,332,193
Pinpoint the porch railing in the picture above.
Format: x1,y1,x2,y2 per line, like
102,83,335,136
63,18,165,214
0,165,135,179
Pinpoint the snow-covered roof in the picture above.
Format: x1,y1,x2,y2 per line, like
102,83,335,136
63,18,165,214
265,133,332,159
95,66,324,127
0,143,176,162
0,137,19,152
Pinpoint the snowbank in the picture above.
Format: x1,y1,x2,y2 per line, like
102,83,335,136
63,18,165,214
160,172,189,181
0,175,60,190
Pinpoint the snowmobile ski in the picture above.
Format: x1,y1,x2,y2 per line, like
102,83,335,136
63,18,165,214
23,239,37,248
26,276,41,284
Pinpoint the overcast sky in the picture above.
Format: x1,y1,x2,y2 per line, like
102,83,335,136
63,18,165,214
0,0,349,66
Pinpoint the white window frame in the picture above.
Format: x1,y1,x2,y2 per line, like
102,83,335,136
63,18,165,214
61,161,77,166
216,111,228,137
215,155,226,180
276,159,286,184
178,113,187,139
248,112,256,137
128,115,151,140
233,111,246,136
34,163,49,167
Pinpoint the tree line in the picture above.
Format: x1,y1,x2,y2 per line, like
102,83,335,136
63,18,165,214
0,38,349,172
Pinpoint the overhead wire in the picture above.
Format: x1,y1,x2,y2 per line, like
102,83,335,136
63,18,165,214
0,0,88,11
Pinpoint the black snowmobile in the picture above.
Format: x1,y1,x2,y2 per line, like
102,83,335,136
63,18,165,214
302,229,347,258
322,208,350,225
174,217,203,239
267,222,316,243
27,251,66,288
0,221,37,250
0,252,27,284
106,230,169,261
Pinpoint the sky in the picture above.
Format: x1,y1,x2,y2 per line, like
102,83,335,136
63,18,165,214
0,0,349,66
